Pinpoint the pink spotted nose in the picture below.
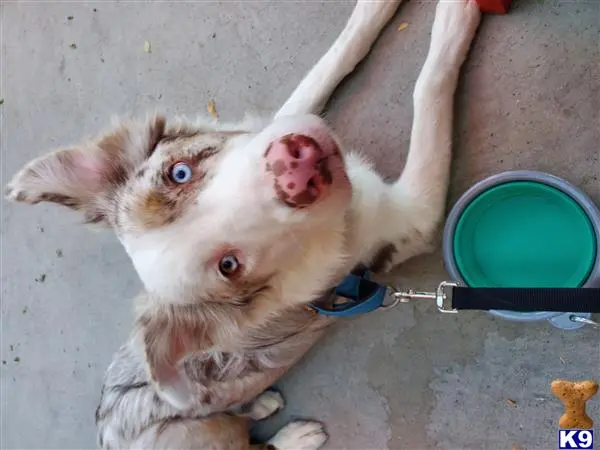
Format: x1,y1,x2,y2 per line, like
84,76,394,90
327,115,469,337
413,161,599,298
265,134,333,207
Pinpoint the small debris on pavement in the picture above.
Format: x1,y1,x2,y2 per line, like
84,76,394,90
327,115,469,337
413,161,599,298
67,15,74,21
144,40,152,53
207,100,218,120
69,42,77,49
22,306,28,314
56,248,63,258
505,398,518,408
13,357,20,363
397,22,409,32
35,273,47,283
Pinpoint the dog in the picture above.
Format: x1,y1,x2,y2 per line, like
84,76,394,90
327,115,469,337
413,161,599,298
6,0,481,448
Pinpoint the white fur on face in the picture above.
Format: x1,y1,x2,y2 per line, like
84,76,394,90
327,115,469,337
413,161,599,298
119,114,352,305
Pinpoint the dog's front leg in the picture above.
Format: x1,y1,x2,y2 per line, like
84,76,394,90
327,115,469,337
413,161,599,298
396,0,481,260
275,0,402,119
359,0,482,270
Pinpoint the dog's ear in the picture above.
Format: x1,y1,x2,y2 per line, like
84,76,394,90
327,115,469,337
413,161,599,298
135,304,213,410
5,116,166,225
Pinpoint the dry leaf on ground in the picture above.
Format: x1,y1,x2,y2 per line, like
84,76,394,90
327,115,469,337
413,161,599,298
207,100,219,120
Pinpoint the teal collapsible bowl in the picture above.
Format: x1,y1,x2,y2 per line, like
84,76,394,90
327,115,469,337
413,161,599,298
443,171,600,329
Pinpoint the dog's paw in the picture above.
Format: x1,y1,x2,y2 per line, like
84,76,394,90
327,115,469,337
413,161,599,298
246,390,285,421
267,421,328,450
430,0,481,67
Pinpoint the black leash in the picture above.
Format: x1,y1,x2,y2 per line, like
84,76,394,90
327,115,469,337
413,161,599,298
451,287,600,313
309,266,600,318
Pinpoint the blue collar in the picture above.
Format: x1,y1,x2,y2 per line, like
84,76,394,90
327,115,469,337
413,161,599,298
308,265,389,318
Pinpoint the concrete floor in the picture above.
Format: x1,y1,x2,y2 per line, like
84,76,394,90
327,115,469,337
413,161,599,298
1,1,599,449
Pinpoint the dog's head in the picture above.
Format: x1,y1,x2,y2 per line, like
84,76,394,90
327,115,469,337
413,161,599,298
7,113,352,406
6,114,352,308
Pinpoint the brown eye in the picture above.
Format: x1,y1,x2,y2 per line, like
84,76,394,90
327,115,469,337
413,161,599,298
218,255,240,277
168,162,193,184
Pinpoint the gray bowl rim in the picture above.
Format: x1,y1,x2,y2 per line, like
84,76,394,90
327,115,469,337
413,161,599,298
442,170,600,321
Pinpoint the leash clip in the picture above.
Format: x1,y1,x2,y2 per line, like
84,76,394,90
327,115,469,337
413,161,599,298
436,281,460,313
387,281,459,313
569,315,600,329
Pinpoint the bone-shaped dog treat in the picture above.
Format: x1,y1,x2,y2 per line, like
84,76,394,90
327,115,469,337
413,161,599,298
551,379,599,429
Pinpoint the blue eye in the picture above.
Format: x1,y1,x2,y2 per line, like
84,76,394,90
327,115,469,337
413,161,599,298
169,162,192,184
